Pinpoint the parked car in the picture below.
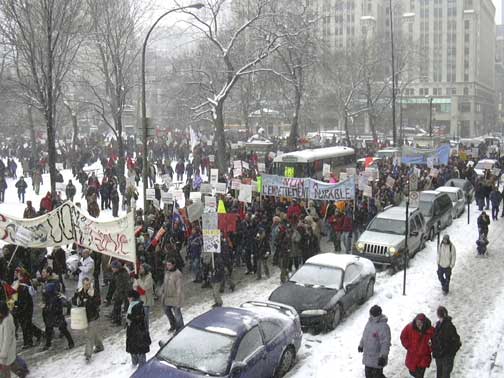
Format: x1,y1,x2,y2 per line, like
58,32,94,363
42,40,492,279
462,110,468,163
474,159,500,177
355,206,426,270
444,178,475,203
436,186,465,218
418,191,453,241
131,301,302,378
268,254,375,332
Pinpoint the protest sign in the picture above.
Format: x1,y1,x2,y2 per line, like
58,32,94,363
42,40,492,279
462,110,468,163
200,183,213,195
238,184,253,203
187,201,204,222
146,189,156,201
190,192,202,202
215,182,227,194
363,185,373,198
210,169,219,186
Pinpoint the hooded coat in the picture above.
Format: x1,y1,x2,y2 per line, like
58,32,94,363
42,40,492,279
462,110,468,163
400,314,435,371
431,316,462,359
126,301,150,354
359,314,391,369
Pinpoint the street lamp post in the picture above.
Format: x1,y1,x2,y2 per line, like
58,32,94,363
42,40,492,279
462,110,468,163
426,95,433,137
141,3,204,216
389,0,397,147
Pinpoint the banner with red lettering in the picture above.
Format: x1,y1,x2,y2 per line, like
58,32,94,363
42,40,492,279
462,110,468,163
0,202,136,263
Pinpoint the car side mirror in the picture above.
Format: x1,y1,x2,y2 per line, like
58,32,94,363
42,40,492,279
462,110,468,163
344,282,355,292
230,361,247,377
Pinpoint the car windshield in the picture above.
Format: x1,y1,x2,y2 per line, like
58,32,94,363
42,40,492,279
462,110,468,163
289,264,343,289
367,217,405,235
475,161,494,170
418,200,433,216
157,326,235,376
444,192,457,202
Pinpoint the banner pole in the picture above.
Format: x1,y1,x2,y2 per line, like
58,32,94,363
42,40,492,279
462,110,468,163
7,245,19,268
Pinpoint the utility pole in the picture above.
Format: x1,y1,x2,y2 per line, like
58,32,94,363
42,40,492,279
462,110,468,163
389,0,397,147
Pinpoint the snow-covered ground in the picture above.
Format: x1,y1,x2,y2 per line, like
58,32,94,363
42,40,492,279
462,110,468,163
2,162,504,377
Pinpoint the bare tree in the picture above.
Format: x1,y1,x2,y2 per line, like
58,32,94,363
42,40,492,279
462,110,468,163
80,0,148,176
177,0,283,172
0,0,86,194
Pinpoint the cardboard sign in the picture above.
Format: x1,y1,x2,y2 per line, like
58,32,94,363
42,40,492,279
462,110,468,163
173,190,185,204
238,184,252,203
200,183,213,195
231,179,241,190
215,182,227,194
242,161,249,170
161,190,173,204
284,167,295,178
187,201,204,222
363,185,373,198
210,169,219,185
161,174,172,185
190,192,202,202
258,163,266,173
56,183,66,192
234,167,242,177
209,155,215,163
233,161,242,170
56,163,64,171
358,175,368,191
340,172,348,181
205,196,217,209
146,188,156,201
323,164,331,178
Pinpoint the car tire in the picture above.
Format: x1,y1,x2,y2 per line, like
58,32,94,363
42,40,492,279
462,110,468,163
429,227,435,241
361,279,375,304
275,346,295,377
326,304,343,331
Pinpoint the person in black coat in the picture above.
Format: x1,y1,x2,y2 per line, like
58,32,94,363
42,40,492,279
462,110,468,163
126,290,150,367
431,306,461,378
13,270,43,349
477,211,490,238
42,282,74,351
110,184,120,218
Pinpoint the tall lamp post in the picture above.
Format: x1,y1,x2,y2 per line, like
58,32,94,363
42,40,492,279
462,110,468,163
389,0,397,147
141,3,204,215
426,95,433,137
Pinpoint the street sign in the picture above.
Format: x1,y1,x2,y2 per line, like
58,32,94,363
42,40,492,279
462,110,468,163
409,191,419,208
409,175,418,191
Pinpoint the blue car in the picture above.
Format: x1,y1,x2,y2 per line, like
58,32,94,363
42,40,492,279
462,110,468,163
132,301,302,378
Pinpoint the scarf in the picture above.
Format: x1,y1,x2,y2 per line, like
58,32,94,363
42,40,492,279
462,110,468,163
127,300,140,316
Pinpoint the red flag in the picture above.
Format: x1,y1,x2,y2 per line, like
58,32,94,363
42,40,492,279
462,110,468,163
364,157,374,168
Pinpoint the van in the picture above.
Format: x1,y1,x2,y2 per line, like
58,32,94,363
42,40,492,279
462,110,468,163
418,191,453,241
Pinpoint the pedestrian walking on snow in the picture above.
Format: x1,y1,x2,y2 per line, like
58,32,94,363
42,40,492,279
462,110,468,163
489,186,502,221
160,259,184,332
358,305,391,378
0,301,16,378
400,313,435,378
477,211,491,239
431,306,462,378
437,235,456,295
125,290,150,368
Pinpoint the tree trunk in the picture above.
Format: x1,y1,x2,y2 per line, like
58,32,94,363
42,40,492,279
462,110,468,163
72,113,78,153
27,105,37,164
288,88,302,149
214,103,227,173
344,112,350,145
46,18,56,197
366,81,377,142
116,114,125,177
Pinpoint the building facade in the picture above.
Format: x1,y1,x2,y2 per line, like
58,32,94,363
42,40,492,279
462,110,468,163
312,0,496,138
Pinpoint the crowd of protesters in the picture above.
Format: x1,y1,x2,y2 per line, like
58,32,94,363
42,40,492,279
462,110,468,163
0,131,500,376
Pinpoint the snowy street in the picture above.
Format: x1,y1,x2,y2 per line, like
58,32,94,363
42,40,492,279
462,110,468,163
0,165,503,378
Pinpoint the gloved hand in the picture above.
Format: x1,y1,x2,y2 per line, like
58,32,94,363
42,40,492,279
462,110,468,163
377,356,387,367
358,346,363,353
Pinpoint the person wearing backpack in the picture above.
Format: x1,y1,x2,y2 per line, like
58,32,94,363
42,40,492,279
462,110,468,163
431,306,461,378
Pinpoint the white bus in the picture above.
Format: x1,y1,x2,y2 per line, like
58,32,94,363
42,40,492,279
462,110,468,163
273,146,356,179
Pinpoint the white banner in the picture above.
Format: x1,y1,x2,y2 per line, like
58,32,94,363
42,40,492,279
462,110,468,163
0,203,136,263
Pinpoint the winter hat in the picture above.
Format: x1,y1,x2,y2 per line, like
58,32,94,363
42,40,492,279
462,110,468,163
111,260,122,270
127,289,140,300
416,313,427,322
442,234,450,242
369,305,382,317
141,263,152,274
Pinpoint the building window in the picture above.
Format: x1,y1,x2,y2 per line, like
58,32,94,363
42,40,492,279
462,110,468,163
459,103,471,112
464,87,469,95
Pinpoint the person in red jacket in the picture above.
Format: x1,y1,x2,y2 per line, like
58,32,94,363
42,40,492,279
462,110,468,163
400,313,435,378
329,211,344,252
287,199,302,225
40,192,53,213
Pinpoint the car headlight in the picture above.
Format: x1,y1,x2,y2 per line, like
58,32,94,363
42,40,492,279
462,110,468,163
389,246,397,255
301,309,327,316
356,242,365,252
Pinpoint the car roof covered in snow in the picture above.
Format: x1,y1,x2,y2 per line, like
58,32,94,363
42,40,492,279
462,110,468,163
189,307,259,337
376,206,419,221
436,186,462,194
305,253,375,275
